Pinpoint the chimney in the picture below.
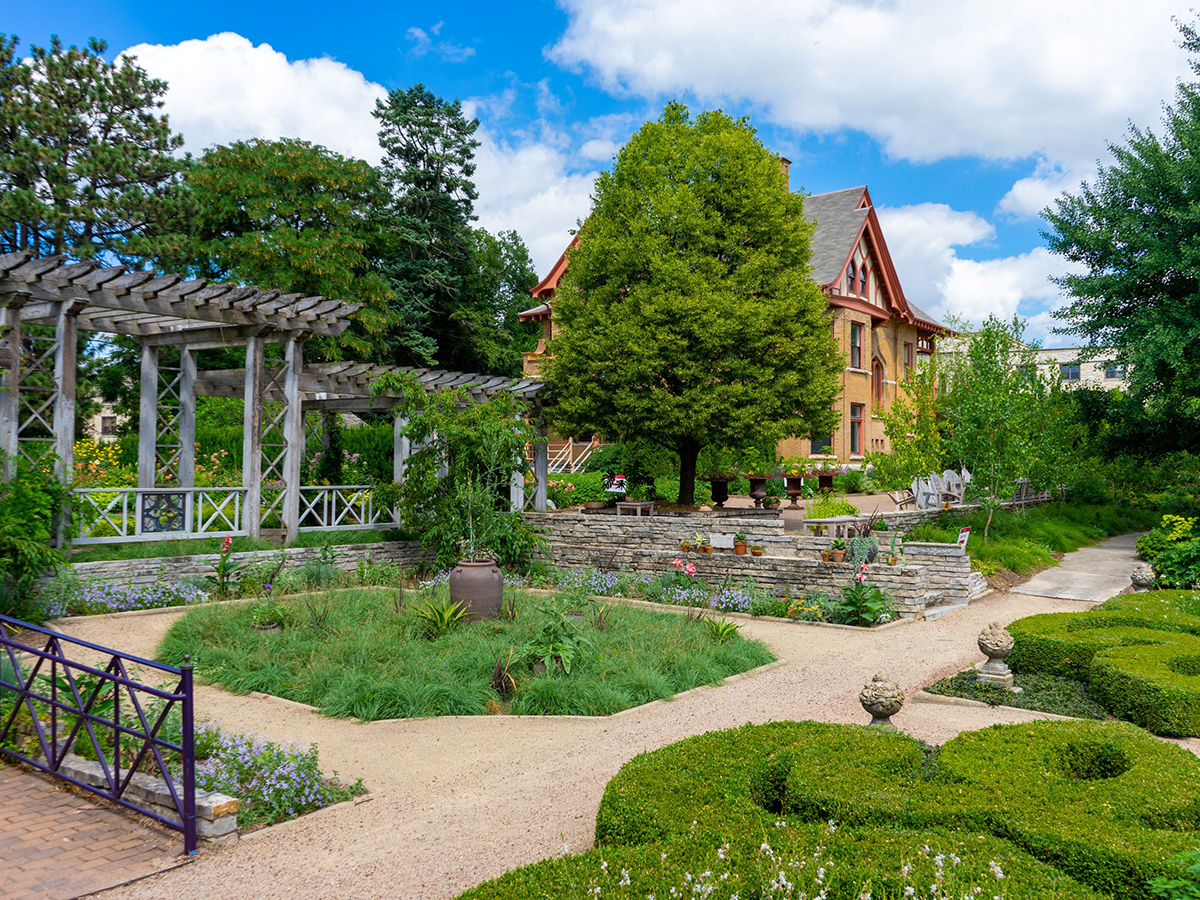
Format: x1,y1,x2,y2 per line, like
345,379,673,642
779,156,791,178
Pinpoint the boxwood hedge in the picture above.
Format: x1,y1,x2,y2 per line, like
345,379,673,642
1008,590,1200,734
456,719,1200,899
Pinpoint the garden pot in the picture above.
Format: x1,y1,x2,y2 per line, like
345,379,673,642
708,478,731,509
821,551,831,562
704,545,713,554
751,548,764,557
582,501,604,510
253,623,281,634
449,559,504,619
831,550,846,563
818,474,835,492
734,542,747,556
784,476,806,510
747,477,768,508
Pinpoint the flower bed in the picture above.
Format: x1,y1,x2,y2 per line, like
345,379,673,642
44,580,208,619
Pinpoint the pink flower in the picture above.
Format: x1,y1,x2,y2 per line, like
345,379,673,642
685,563,696,577
222,534,232,553
673,558,683,569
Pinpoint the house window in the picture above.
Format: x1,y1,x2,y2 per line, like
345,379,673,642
101,416,117,436
846,260,857,294
850,404,864,455
859,265,868,297
1105,364,1126,379
849,323,862,369
872,360,884,404
903,342,914,375
810,435,832,455
1060,364,1081,382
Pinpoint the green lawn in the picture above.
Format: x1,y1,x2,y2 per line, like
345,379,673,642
158,586,774,718
905,502,1158,575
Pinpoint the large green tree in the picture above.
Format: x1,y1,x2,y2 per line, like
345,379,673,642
542,103,842,505
1045,18,1200,452
0,35,186,260
147,137,395,358
373,84,534,373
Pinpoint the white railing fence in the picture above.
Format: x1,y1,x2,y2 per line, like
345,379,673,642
72,487,247,544
297,485,399,532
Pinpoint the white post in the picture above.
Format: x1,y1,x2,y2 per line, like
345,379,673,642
178,348,197,489
242,335,264,540
137,342,158,491
281,338,304,543
392,414,409,483
52,305,78,546
0,301,22,478
534,421,548,512
510,469,525,512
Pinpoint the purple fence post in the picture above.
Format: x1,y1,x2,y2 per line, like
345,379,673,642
181,655,197,856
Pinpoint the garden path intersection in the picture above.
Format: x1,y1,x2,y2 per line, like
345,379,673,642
48,576,1129,900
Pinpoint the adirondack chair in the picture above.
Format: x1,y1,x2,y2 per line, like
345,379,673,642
887,483,916,509
941,470,966,504
914,477,938,509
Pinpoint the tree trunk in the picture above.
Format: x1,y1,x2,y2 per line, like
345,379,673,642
677,437,701,506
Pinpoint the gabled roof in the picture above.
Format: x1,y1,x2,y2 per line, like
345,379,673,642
805,186,870,285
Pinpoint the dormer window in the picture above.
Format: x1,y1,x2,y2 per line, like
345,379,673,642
847,260,857,295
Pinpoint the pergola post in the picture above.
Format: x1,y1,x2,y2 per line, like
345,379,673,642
280,338,304,543
178,348,197,489
0,300,22,478
393,414,409,483
242,335,265,540
52,303,78,475
533,421,548,512
137,343,159,491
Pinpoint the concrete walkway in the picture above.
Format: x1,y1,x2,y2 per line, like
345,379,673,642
57,585,1093,900
1012,532,1142,602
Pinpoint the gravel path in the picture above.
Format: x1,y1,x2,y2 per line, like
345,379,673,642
52,583,1097,900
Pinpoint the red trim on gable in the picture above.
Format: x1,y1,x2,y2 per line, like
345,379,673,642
827,294,889,322
531,236,579,299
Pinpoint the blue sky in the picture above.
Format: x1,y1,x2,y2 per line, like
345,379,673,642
7,1,1194,342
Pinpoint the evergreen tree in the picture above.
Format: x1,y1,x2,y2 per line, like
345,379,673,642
0,35,186,261
542,103,842,505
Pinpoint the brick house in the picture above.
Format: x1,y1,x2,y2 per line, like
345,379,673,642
519,183,951,466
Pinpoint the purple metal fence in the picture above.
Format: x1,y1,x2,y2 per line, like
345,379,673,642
0,614,196,854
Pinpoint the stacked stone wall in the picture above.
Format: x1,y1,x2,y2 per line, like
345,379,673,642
70,541,430,587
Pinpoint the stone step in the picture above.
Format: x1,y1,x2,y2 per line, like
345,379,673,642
924,602,969,621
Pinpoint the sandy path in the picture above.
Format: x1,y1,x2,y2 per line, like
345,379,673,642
49,585,1096,900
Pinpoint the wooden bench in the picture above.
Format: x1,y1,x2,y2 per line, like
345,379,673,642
615,501,654,517
801,515,861,537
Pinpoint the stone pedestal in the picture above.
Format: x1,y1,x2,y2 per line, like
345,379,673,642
977,621,1021,692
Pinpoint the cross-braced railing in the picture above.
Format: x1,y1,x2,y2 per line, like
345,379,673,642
0,615,197,854
72,486,247,544
298,485,399,531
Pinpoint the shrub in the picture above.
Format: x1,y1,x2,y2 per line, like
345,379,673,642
1155,539,1200,589
1138,515,1198,563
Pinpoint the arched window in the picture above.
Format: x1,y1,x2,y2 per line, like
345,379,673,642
873,359,885,404
847,260,856,294
860,264,868,297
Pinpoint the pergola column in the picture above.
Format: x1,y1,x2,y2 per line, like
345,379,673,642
137,343,159,490
393,414,410,483
533,421,548,512
242,335,265,540
0,299,23,478
280,338,304,543
178,348,197,489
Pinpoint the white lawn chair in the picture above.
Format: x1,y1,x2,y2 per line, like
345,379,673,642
941,470,965,504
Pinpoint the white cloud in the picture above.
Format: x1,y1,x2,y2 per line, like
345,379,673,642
118,33,588,275
405,22,476,62
550,1,1188,166
996,159,1091,220
877,203,1083,338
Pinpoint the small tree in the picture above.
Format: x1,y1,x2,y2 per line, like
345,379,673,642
542,103,841,505
940,317,1048,537
865,358,944,490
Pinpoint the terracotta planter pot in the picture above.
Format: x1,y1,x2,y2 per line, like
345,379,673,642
581,501,604,509
747,477,768,508
784,476,806,509
704,545,713,554
831,549,846,563
734,542,747,555
708,478,731,509
751,548,764,557
821,551,831,562
449,559,504,619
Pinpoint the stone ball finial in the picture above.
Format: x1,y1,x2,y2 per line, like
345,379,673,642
859,672,904,728
977,622,1014,661
1132,563,1156,589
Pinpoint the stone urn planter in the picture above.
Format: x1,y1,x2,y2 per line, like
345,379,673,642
708,478,733,509
747,477,768,508
784,476,806,510
817,473,835,492
449,559,504,619
977,621,1018,690
859,672,904,728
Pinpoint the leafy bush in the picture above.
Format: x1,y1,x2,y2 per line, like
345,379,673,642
808,491,859,518
414,597,471,639
827,577,894,626
1154,539,1200,589
1138,515,1198,563
462,718,1200,900
0,457,70,622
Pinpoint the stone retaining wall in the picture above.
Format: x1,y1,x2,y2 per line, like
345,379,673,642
70,541,430,587
527,512,986,615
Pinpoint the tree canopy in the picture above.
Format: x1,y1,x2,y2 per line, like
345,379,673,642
0,35,186,261
542,103,842,504
1045,18,1200,452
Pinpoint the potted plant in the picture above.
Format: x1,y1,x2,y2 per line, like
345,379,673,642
680,539,692,553
750,544,764,557
830,537,847,563
733,532,748,555
886,533,905,566
447,477,504,619
693,532,711,553
821,548,831,562
739,449,778,508
781,456,808,509
763,496,781,510
807,455,843,493
250,600,287,633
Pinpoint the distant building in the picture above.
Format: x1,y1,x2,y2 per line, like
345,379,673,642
1035,347,1130,390
85,403,125,442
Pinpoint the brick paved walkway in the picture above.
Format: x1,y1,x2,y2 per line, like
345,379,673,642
0,764,186,900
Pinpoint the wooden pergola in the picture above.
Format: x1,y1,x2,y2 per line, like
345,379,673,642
0,251,549,544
